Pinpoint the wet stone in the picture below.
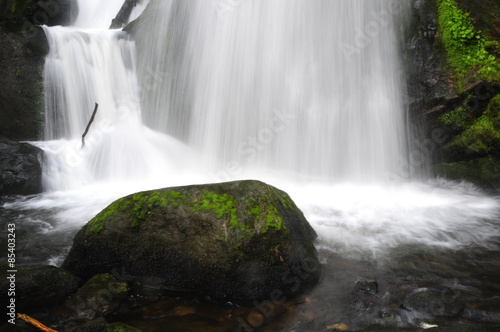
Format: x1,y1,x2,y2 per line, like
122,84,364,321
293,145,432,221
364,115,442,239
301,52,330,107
355,278,378,297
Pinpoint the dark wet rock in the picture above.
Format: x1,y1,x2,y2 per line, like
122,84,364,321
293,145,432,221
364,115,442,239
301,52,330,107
401,288,464,318
0,21,48,141
104,322,142,332
0,136,43,196
65,273,129,320
110,0,140,29
65,317,107,332
63,180,320,303
404,0,453,110
0,0,79,26
0,264,80,310
355,277,378,297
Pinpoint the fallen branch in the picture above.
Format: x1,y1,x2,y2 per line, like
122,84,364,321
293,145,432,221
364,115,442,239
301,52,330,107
110,0,139,29
81,103,99,149
17,314,59,332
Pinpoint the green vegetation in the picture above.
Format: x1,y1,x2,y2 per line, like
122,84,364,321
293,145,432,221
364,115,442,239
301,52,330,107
436,157,500,188
192,191,239,228
442,95,500,157
86,190,187,234
79,273,129,296
437,0,500,90
104,322,142,332
86,184,289,237
439,95,476,129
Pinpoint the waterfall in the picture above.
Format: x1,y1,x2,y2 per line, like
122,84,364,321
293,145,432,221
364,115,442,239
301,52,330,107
40,0,192,192
134,0,411,182
9,0,497,265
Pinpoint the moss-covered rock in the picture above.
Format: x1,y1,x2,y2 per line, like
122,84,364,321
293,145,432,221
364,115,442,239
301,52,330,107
104,322,142,332
66,273,129,320
63,180,320,303
436,157,500,190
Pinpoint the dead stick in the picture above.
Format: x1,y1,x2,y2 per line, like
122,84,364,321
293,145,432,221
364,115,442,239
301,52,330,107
81,103,99,148
17,314,59,332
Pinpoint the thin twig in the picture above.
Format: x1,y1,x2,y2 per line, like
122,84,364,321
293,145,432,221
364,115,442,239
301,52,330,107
17,314,59,332
81,103,99,149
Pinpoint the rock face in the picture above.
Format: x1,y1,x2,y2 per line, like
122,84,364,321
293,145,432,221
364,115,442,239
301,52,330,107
63,180,320,303
0,0,78,141
0,136,43,195
0,21,47,141
405,0,500,188
0,0,78,26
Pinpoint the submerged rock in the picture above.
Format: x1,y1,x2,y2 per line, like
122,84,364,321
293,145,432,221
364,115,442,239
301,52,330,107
65,273,129,320
63,180,320,303
0,136,43,195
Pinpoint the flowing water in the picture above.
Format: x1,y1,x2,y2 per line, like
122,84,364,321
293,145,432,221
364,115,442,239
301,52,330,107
2,0,500,330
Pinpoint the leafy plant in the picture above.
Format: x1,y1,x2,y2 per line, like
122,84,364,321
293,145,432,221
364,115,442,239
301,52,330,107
437,0,500,90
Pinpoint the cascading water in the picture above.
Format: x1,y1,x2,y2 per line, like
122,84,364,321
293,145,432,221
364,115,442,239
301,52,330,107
134,0,409,182
3,0,500,266
1,0,499,329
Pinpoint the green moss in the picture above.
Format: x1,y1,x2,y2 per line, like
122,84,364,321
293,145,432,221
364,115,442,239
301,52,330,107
263,205,283,233
439,95,476,129
437,0,500,91
104,322,142,332
444,95,500,157
79,273,129,296
192,190,239,228
86,199,124,234
436,157,500,189
86,191,187,234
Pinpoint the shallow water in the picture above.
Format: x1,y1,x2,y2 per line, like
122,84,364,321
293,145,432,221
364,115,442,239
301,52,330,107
1,177,500,331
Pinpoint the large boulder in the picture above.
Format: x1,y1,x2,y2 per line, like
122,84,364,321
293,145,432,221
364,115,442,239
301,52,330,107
0,136,43,195
63,180,320,303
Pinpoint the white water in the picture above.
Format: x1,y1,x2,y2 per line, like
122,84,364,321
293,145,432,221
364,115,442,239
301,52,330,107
134,0,409,181
4,0,499,265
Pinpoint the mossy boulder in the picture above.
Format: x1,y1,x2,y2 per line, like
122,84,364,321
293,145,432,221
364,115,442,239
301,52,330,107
63,180,320,303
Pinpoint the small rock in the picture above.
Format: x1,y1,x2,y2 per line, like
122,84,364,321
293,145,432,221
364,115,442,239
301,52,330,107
355,277,378,296
66,273,129,320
